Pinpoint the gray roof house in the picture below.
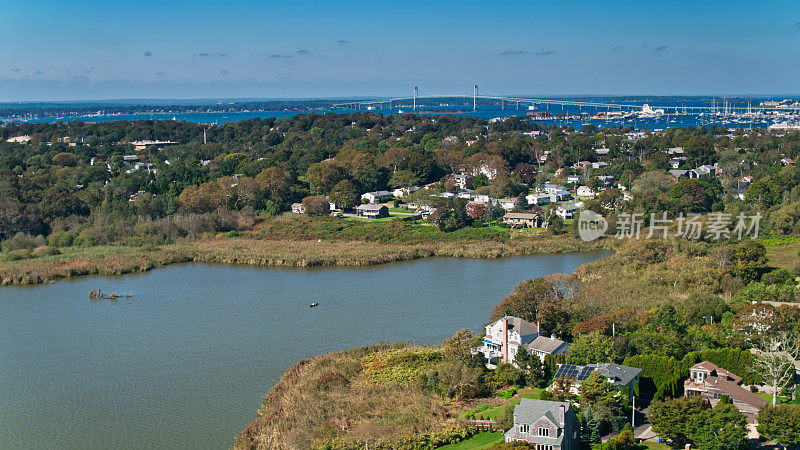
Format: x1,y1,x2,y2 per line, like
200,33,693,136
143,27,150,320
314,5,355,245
504,399,580,449
524,336,570,363
554,363,642,393
355,204,389,219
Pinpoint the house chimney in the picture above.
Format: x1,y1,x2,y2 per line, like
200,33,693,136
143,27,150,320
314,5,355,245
502,317,509,363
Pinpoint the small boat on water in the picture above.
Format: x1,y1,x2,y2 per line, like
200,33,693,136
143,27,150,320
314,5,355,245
309,302,319,308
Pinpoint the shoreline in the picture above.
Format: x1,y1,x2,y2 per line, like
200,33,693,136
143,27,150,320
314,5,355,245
0,234,610,286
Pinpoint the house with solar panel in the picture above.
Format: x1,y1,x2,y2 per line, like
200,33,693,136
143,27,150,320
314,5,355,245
504,398,580,449
474,316,541,368
552,363,642,394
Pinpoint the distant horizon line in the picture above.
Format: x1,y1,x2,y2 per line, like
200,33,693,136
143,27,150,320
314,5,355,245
1,93,799,105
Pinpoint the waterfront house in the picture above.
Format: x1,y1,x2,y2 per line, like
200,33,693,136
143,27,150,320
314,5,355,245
684,361,767,422
355,204,389,219
291,203,306,214
504,399,580,449
524,336,570,363
503,212,542,228
360,190,393,204
555,204,578,220
553,363,642,394
474,316,541,368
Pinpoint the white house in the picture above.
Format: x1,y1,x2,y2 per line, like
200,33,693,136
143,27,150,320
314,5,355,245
566,174,583,185
360,190,393,204
526,193,551,206
474,316,541,368
525,336,570,363
291,203,306,214
576,186,597,199
591,161,610,169
498,198,516,210
452,174,473,189
555,204,579,220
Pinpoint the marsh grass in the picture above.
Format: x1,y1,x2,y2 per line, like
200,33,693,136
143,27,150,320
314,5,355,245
0,217,607,285
235,343,467,449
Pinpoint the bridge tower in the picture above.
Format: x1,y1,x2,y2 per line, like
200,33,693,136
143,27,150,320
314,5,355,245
413,86,418,111
473,84,478,111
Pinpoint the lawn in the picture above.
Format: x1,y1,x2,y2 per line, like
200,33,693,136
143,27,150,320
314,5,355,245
765,240,800,271
641,442,671,449
461,388,545,420
389,207,417,215
758,393,797,405
437,431,504,449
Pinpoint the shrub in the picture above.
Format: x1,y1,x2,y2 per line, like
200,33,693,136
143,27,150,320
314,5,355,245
31,246,61,258
1,232,46,252
497,387,517,399
4,249,32,261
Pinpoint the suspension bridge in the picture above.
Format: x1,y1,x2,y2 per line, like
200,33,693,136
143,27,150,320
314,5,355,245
332,85,797,115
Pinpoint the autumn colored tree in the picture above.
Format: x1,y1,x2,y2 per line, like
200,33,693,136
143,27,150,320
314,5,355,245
301,195,331,216
255,167,291,204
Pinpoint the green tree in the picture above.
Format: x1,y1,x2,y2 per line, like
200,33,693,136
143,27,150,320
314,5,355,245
757,404,800,450
328,179,359,210
567,331,615,365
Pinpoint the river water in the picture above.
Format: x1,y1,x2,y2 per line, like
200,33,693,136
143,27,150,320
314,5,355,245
0,253,607,449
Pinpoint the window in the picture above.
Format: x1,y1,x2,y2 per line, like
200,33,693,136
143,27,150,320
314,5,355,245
536,445,553,450
538,427,550,437
519,424,529,433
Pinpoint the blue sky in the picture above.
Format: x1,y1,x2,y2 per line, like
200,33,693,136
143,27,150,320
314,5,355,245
1,0,799,101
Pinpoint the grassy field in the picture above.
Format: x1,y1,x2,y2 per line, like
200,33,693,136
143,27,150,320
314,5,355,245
461,388,545,420
0,215,608,285
437,431,504,449
764,240,800,271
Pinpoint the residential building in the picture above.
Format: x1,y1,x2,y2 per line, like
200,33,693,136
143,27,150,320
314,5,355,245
684,361,767,422
591,161,610,169
576,186,597,199
669,169,689,180
553,363,642,393
668,157,687,169
526,193,551,206
360,190,393,204
474,316,541,368
355,204,389,219
503,212,542,228
597,175,614,188
291,203,305,214
452,174,473,189
504,399,580,449
6,135,31,143
498,198,516,210
555,204,578,220
595,148,610,156
525,336,570,363
129,140,180,151
566,175,583,185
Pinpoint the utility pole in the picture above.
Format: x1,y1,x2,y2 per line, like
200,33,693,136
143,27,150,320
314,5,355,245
632,395,636,428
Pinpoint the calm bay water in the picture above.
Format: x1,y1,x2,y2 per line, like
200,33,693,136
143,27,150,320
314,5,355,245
16,98,791,129
0,253,607,449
